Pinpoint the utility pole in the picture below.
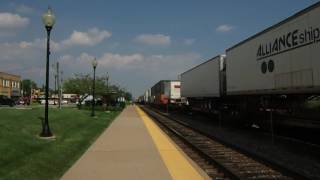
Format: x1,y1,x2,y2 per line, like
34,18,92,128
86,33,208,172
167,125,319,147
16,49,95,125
106,72,109,90
59,70,63,109
56,62,61,109
52,63,57,105
54,74,57,105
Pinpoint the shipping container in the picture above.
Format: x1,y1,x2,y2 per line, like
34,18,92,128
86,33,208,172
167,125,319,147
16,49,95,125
226,2,320,95
170,81,181,102
143,88,151,103
181,55,225,98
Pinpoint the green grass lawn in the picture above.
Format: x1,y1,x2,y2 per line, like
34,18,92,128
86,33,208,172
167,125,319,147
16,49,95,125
0,107,120,180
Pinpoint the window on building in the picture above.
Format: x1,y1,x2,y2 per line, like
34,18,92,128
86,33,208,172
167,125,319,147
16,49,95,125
2,80,5,87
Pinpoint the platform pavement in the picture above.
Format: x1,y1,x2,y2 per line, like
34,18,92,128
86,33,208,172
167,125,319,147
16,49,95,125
61,105,210,180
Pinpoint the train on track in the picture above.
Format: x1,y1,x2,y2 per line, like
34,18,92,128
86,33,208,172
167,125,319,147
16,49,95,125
139,2,320,129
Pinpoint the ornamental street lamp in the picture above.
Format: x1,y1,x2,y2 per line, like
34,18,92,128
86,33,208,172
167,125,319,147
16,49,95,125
91,58,98,117
40,7,55,137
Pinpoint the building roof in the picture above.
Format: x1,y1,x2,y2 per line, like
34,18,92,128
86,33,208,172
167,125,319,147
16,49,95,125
0,72,21,78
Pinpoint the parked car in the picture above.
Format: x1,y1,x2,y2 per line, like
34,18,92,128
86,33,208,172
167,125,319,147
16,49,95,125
62,100,68,104
0,95,15,107
18,99,24,105
40,99,55,105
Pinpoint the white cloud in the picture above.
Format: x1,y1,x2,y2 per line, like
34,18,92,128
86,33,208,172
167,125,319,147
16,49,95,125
59,53,96,66
15,4,35,14
0,41,39,60
98,53,144,68
0,41,46,80
134,34,171,46
54,51,201,97
77,53,96,63
0,27,111,79
145,53,201,73
61,52,200,73
184,38,195,45
0,31,15,37
19,39,43,49
3,63,23,72
58,53,144,70
61,28,111,47
2,28,111,54
59,54,74,64
99,52,199,71
23,67,45,77
0,13,29,28
216,24,234,33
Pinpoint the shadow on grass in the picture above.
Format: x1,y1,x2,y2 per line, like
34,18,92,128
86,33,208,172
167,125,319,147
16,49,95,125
38,116,44,128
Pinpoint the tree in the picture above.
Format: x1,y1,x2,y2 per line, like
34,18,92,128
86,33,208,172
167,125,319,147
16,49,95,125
21,79,38,97
63,74,91,108
63,73,132,108
63,74,110,108
124,92,132,101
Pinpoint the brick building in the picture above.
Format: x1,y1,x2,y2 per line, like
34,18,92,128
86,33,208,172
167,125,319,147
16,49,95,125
0,72,21,98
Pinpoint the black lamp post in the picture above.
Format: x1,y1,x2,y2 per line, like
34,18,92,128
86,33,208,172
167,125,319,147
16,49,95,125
91,58,98,117
40,7,55,137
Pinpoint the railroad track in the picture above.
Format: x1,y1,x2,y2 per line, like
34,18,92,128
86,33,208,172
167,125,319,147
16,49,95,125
140,106,308,180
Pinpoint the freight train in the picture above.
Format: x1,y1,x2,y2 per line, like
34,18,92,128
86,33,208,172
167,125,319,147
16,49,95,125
148,80,182,105
138,80,182,105
142,2,320,129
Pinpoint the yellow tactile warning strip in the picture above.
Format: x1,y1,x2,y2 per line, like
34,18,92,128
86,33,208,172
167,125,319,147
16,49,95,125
135,106,204,180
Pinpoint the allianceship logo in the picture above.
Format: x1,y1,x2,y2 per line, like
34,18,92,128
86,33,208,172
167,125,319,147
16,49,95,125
256,27,320,61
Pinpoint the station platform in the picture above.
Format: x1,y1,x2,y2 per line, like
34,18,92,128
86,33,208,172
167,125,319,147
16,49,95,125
61,105,210,180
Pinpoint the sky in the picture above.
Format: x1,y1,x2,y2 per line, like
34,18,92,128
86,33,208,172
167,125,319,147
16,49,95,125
0,0,319,97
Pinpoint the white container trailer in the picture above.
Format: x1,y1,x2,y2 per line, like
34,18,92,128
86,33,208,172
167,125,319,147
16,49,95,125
143,89,151,103
151,80,181,104
162,80,181,102
226,3,320,95
181,55,225,98
169,81,181,103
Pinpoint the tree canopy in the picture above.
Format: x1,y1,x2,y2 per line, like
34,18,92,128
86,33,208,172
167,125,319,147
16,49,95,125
63,73,132,104
21,79,37,97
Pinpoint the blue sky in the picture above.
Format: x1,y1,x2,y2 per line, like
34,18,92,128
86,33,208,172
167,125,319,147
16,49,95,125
0,0,318,97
